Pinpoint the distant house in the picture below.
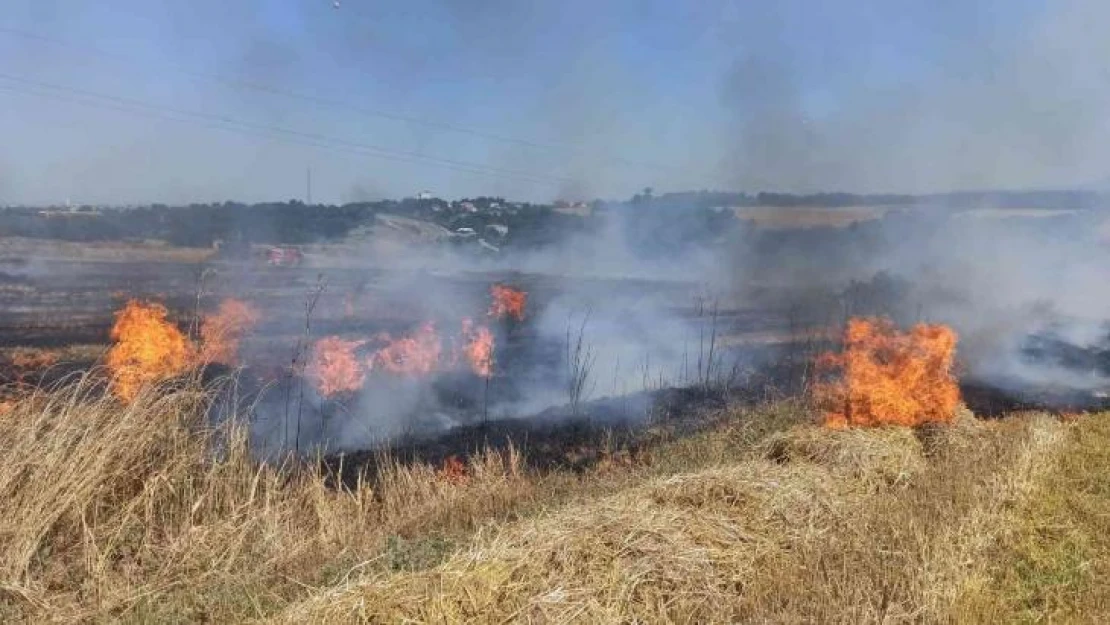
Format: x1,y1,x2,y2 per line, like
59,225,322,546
37,209,101,218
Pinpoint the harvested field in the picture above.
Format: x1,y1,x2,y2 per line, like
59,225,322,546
732,205,890,229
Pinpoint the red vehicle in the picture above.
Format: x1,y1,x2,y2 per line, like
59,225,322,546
266,246,304,267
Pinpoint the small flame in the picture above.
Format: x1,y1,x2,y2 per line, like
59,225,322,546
814,317,960,428
198,298,261,365
461,318,494,378
107,300,195,402
10,348,59,371
369,322,442,376
488,284,527,321
437,455,469,485
9,348,59,385
308,336,367,397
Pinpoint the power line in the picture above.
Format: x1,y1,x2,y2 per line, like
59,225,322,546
0,25,686,175
0,72,575,186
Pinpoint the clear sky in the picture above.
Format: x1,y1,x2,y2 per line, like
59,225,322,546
1,0,1106,205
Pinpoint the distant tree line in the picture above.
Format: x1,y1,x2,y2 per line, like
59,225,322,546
630,189,1108,210
0,189,1104,254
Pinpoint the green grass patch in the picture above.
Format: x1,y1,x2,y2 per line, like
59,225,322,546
964,414,1110,622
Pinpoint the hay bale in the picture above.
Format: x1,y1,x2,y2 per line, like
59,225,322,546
759,424,926,489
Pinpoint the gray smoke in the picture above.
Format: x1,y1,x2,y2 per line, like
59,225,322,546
717,0,1110,193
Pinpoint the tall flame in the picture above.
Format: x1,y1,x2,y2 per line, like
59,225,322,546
308,337,367,397
488,284,527,321
814,317,960,428
461,318,494,377
198,298,261,365
107,300,195,402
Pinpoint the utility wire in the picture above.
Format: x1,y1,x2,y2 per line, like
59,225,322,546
0,25,685,175
0,72,575,186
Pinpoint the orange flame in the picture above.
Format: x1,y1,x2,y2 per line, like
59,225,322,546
107,300,195,402
10,348,59,371
198,298,261,365
461,318,494,378
488,284,527,321
437,455,469,485
369,322,443,376
814,317,960,428
308,336,367,397
9,348,59,385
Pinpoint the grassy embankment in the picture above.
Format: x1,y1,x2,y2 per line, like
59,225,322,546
0,374,1105,623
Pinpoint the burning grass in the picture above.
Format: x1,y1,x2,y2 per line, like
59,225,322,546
308,336,368,397
815,317,960,428
106,300,194,402
301,284,507,398
197,298,261,365
106,298,261,402
488,284,527,321
307,318,495,398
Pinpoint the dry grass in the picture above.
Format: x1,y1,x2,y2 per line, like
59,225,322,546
759,421,926,489
731,206,890,229
0,372,1100,624
281,410,1068,623
0,237,215,263
0,374,529,623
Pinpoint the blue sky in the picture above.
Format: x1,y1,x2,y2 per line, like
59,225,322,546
1,0,1105,205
